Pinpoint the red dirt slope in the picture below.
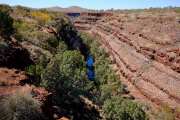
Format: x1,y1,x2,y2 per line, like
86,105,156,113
0,68,27,96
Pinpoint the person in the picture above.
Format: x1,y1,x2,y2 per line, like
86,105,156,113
86,55,94,67
87,66,95,81
86,55,95,80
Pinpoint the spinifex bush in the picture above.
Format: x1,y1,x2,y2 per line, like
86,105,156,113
103,96,148,120
156,104,176,120
0,90,44,120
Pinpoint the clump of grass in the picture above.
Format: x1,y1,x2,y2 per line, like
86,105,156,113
0,89,45,120
156,104,176,120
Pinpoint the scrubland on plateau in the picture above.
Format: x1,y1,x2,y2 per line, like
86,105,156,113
0,4,180,120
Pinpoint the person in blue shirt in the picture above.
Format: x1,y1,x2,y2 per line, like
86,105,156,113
86,55,94,67
86,55,95,81
87,68,95,81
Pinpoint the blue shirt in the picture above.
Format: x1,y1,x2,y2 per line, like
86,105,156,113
86,56,94,67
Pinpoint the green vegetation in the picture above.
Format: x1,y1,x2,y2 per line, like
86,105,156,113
13,20,35,42
0,91,45,120
14,20,34,32
80,33,147,120
0,5,148,119
41,50,90,91
103,96,147,120
0,10,14,38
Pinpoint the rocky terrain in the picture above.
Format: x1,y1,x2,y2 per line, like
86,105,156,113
72,9,180,115
0,5,105,120
73,12,112,31
0,37,49,105
1,4,180,120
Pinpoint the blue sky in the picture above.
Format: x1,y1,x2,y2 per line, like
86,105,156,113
0,0,180,10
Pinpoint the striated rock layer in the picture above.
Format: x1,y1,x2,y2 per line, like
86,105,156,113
73,11,180,112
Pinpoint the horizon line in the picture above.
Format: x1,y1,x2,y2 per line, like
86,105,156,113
1,3,180,11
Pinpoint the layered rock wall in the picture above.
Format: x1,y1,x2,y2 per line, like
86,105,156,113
73,11,180,111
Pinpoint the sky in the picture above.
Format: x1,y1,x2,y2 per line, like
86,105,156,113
0,0,180,10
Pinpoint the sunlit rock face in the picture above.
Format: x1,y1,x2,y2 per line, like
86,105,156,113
72,12,113,31
74,10,180,110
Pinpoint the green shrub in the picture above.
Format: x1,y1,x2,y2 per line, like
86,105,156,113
14,20,34,32
13,20,35,42
40,59,61,89
0,11,14,38
24,31,48,43
100,81,123,102
56,41,68,53
55,50,86,81
25,54,49,86
47,37,59,48
103,96,148,120
41,50,92,95
0,91,44,120
26,64,43,76
42,35,60,53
